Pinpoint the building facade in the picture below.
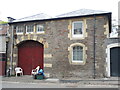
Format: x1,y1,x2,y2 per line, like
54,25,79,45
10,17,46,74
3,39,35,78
0,23,8,76
7,9,119,79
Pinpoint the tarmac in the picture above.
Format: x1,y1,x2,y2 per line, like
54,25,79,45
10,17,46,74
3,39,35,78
1,75,120,86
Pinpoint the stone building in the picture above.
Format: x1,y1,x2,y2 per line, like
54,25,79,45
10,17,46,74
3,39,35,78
106,17,120,77
0,23,8,76
7,9,119,79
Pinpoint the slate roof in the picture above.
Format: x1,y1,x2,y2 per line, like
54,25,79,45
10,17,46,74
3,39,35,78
56,9,110,18
13,13,52,22
11,9,111,23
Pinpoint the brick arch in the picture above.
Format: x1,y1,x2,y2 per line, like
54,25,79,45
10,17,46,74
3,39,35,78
16,36,44,46
17,40,44,75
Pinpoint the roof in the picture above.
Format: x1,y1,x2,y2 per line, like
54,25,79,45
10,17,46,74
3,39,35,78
11,9,111,23
13,13,52,22
56,9,111,18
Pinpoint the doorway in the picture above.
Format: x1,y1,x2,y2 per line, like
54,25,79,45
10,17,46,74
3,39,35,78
110,47,120,77
18,40,44,75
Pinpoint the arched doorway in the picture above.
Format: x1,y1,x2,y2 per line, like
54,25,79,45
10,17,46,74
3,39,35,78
107,43,120,77
18,40,44,75
110,47,120,77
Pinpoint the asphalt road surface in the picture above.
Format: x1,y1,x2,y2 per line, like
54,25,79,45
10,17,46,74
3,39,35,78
2,81,119,88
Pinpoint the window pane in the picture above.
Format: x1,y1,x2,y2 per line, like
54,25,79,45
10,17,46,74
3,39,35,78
37,25,44,32
27,25,33,33
73,46,83,61
73,22,82,35
16,26,23,33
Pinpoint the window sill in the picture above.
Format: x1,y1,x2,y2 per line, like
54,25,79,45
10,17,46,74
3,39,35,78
70,61,86,65
16,33,23,35
70,35,85,40
70,37,85,40
72,34,83,37
36,31,45,34
26,32,34,34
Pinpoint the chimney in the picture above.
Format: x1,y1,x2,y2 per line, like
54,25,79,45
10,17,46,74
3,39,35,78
7,17,15,22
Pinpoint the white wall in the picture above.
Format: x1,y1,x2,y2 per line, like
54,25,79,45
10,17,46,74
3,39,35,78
0,36,6,53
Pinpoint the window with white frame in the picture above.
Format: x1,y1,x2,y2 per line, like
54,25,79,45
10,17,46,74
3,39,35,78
72,21,83,37
26,25,34,33
36,25,44,33
16,26,24,34
72,46,83,62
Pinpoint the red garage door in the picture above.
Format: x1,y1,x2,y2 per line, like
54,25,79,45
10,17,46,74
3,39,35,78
18,40,44,75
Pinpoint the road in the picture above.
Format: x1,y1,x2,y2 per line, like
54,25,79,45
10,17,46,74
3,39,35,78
1,81,119,88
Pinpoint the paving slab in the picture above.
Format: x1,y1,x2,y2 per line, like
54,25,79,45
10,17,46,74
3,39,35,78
1,75,120,86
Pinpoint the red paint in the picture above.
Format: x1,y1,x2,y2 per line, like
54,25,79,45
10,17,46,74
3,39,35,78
0,61,6,76
18,40,44,75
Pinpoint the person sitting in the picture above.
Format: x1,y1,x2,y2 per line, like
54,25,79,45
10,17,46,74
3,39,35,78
38,68,46,79
38,68,44,76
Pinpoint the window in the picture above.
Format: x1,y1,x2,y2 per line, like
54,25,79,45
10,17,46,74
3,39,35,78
68,43,86,65
16,26,24,34
72,21,83,37
36,25,44,33
73,46,83,62
26,25,34,33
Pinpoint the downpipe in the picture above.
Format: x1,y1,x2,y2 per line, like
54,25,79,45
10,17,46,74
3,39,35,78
93,15,96,79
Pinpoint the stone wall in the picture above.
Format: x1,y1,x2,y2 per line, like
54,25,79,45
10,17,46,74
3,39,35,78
7,15,110,79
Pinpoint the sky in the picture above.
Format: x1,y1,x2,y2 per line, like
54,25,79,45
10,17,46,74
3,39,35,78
0,0,119,21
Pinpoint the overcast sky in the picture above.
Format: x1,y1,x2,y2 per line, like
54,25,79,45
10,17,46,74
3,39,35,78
0,0,119,21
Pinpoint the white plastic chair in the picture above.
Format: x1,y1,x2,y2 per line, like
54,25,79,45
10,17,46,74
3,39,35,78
15,67,23,77
31,66,40,75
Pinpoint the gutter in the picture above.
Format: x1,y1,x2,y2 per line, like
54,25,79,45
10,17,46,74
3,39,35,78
10,25,14,75
8,13,112,24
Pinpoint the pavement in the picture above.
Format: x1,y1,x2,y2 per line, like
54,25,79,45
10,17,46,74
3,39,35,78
1,75,120,86
1,76,120,88
1,75,59,83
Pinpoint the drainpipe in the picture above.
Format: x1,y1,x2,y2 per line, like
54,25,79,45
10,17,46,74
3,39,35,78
10,25,14,76
7,17,15,76
5,36,9,76
93,14,96,79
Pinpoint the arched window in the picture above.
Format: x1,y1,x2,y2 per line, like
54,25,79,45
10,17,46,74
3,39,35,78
73,46,83,62
68,43,87,65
